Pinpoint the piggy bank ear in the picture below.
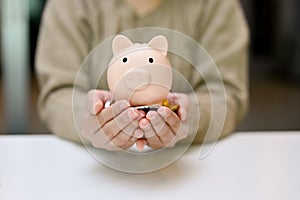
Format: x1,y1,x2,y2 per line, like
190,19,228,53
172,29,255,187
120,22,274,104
148,35,168,56
112,35,133,55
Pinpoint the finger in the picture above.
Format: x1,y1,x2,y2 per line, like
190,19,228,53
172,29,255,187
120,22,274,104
139,118,155,138
139,118,163,149
166,93,190,110
166,92,178,104
91,129,125,151
157,127,176,147
176,122,189,141
137,110,146,118
109,131,133,149
178,107,187,121
109,127,144,150
122,110,145,137
157,106,181,133
91,129,110,147
132,128,144,138
87,90,113,115
146,111,165,133
101,107,139,141
147,111,176,147
96,100,130,127
115,121,143,148
157,107,187,145
126,128,144,145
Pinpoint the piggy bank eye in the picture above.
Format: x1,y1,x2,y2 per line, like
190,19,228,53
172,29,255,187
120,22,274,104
148,57,154,64
122,57,128,63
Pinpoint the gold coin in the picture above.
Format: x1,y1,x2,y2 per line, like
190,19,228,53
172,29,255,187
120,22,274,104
170,104,179,112
162,99,170,107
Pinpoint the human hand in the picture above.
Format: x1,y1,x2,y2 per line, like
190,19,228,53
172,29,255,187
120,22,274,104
138,93,189,149
81,89,144,151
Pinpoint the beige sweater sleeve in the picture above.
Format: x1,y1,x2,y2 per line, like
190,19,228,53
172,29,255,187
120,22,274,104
191,0,249,143
35,0,95,143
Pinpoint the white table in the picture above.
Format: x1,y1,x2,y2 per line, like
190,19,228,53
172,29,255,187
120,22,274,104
0,132,300,200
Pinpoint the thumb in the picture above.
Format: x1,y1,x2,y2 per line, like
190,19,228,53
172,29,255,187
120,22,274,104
87,90,111,115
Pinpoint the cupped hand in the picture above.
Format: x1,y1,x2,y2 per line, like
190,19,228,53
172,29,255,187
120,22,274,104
138,93,190,149
81,89,144,151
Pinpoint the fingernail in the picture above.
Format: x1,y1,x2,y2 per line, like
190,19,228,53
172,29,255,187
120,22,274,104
147,111,155,120
139,119,148,128
93,104,101,114
138,110,146,117
158,107,166,116
135,129,144,138
129,108,139,119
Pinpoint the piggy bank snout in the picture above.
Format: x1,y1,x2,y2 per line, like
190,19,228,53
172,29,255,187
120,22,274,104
123,68,150,91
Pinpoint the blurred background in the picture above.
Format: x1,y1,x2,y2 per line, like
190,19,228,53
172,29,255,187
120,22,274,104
0,0,299,134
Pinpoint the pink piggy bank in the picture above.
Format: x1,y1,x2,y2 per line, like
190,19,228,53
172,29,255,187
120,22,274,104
107,35,173,106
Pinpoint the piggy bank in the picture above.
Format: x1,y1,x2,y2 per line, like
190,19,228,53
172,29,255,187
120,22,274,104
107,35,173,106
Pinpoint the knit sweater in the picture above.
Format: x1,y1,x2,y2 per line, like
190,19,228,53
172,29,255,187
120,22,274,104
36,0,249,144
